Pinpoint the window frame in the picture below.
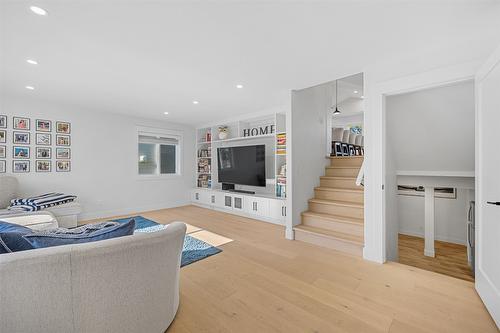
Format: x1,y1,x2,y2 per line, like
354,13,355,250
136,126,183,180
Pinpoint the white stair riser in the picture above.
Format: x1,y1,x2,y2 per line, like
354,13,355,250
294,229,363,257
308,202,364,219
302,215,364,237
320,178,358,190
325,167,359,177
314,189,364,203
330,158,363,168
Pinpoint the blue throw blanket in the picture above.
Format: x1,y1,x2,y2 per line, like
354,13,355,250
9,193,77,212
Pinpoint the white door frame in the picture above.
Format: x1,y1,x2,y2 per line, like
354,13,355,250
363,61,479,263
474,44,500,326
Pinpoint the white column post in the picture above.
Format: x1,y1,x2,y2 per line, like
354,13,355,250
424,186,435,257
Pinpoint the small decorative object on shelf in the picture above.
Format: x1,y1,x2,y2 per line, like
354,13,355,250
205,130,211,143
198,148,211,158
197,174,211,188
218,126,229,140
276,163,286,198
276,132,286,155
242,124,275,137
197,158,211,174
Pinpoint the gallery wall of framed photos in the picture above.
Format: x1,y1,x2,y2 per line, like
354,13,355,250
0,114,71,173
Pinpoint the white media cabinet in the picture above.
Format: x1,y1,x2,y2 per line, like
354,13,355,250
191,188,287,225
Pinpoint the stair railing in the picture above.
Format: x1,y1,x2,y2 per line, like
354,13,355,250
356,159,365,187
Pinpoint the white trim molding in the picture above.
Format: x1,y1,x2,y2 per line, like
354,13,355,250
363,61,479,263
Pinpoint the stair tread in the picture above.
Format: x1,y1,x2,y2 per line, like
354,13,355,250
302,211,364,225
309,198,363,208
315,187,363,193
327,156,364,159
326,166,360,169
320,176,357,180
294,225,364,244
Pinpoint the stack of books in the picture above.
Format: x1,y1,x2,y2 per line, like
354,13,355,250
276,133,286,155
276,177,286,198
197,174,211,188
276,164,286,197
198,148,211,158
197,159,211,173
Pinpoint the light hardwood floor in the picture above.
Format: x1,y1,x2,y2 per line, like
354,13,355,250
86,205,496,332
398,234,474,282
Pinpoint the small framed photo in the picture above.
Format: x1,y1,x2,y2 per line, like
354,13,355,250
13,160,30,173
56,160,71,172
56,121,71,134
36,160,51,172
36,119,52,132
0,160,5,173
56,147,70,159
36,133,51,145
0,115,6,128
0,145,5,158
0,130,6,143
13,146,30,159
36,147,51,159
13,117,30,130
56,134,71,146
13,131,30,144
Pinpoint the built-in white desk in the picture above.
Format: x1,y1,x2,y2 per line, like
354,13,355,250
396,171,474,257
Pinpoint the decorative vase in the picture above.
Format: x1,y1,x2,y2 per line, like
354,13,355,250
218,126,229,140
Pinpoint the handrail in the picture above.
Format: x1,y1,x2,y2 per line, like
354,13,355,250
356,159,364,186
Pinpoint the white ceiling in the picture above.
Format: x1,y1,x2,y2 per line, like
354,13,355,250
1,1,500,125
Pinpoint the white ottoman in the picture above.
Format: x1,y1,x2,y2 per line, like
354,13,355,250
0,213,58,231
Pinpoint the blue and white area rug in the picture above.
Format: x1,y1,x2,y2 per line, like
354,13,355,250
112,216,222,267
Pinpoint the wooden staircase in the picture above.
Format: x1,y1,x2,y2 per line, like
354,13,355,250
294,156,364,256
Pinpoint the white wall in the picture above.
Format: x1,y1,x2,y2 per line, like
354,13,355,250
0,95,195,220
385,81,474,253
291,82,331,227
386,81,475,172
332,112,363,130
397,189,470,245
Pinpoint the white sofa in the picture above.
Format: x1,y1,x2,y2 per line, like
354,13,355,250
0,221,186,333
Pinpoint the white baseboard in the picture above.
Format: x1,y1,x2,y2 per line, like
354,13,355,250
78,200,190,221
398,229,466,245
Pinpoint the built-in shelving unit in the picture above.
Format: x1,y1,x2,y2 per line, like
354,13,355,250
195,112,287,199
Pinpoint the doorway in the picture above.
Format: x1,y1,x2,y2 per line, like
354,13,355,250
384,80,475,282
327,73,364,158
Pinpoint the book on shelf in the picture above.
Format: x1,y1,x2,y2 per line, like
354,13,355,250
197,158,211,173
197,174,211,188
198,148,211,158
276,133,286,154
276,184,286,198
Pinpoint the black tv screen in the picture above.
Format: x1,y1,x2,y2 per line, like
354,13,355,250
217,145,266,187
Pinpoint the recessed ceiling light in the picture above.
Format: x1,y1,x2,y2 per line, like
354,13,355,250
236,84,244,89
164,112,169,115
26,59,38,65
192,101,199,105
354,90,359,94
30,6,48,16
361,95,365,99
25,85,35,90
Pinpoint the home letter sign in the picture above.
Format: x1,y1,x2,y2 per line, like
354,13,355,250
243,124,275,137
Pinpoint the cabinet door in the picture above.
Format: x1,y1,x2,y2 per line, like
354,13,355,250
224,194,233,209
214,192,225,208
248,197,269,217
269,199,286,220
199,190,211,205
232,195,246,212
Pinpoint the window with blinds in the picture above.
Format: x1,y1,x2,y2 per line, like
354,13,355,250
138,133,180,175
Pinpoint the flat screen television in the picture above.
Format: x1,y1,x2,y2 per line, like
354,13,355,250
217,145,266,187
